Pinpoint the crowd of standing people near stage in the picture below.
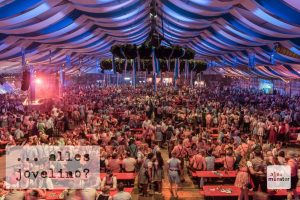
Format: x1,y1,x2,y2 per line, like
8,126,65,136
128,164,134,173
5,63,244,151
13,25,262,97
0,83,299,199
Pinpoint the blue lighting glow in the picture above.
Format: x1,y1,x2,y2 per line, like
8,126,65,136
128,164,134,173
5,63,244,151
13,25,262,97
259,79,273,94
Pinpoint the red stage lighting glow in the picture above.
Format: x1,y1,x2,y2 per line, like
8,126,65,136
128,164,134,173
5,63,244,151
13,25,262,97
35,78,42,84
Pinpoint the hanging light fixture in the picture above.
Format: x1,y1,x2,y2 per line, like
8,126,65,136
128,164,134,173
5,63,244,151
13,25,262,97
150,0,157,18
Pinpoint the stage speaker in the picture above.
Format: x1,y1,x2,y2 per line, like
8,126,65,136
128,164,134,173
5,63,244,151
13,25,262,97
21,69,30,91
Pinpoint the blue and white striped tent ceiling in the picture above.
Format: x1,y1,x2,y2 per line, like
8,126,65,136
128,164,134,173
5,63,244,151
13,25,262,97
0,0,300,77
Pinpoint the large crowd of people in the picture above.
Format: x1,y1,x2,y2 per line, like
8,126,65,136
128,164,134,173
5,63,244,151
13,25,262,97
0,83,299,200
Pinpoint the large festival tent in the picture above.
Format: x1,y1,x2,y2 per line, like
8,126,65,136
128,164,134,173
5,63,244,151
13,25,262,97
0,0,299,80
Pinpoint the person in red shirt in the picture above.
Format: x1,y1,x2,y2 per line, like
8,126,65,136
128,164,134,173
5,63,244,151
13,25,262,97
221,148,236,171
106,153,121,173
183,135,194,150
188,143,198,159
236,140,249,158
190,150,206,171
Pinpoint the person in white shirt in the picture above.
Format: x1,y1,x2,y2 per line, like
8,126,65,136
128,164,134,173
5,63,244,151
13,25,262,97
81,188,98,200
14,128,24,140
45,116,54,136
122,153,137,173
142,118,152,130
112,183,132,200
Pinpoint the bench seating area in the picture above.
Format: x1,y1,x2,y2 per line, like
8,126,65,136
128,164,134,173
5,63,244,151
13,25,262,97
44,173,136,200
289,127,300,145
45,187,134,200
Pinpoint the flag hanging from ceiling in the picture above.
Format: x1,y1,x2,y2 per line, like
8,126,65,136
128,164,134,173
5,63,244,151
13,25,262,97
270,47,276,65
112,55,116,74
173,58,179,87
152,47,160,75
21,48,26,68
132,59,137,88
184,60,189,81
66,55,71,68
248,53,255,69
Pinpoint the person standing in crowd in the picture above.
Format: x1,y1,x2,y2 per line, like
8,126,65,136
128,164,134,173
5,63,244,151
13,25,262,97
144,127,153,149
205,112,212,129
172,139,187,182
268,122,277,145
127,139,138,158
155,123,163,148
138,153,154,197
235,159,251,200
257,119,265,145
247,148,267,193
45,115,54,137
152,151,164,194
167,152,182,199
244,112,250,133
152,141,161,155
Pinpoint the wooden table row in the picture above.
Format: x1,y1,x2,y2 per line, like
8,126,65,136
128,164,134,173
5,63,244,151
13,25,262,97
201,185,300,199
100,173,136,180
192,171,237,178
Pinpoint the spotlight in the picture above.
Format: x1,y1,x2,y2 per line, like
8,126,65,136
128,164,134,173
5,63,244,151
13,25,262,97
35,78,42,84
